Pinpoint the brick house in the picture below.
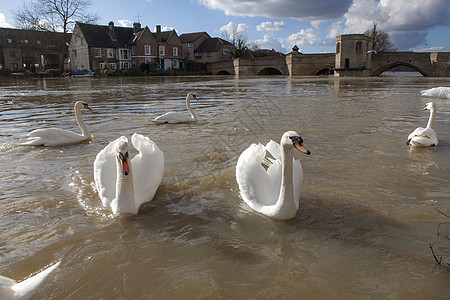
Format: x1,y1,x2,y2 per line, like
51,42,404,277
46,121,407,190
179,32,234,63
69,22,182,72
0,27,70,72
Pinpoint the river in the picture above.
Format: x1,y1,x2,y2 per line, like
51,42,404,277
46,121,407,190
0,75,449,299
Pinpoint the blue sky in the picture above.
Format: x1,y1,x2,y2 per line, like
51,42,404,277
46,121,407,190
1,0,449,54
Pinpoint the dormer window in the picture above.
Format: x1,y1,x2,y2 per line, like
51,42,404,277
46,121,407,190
7,39,12,43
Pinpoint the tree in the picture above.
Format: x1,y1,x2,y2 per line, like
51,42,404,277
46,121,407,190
12,0,99,33
364,23,397,52
221,27,258,59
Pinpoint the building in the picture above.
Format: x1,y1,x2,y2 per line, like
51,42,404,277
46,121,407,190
69,22,182,72
0,27,71,72
335,34,372,76
179,32,234,63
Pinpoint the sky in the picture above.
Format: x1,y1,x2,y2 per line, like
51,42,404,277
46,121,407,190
1,0,449,54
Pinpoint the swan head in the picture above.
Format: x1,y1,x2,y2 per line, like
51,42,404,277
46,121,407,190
116,140,131,176
423,102,436,111
75,101,92,111
281,131,310,155
187,93,198,101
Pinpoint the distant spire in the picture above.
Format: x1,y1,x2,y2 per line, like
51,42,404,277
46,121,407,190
136,14,142,23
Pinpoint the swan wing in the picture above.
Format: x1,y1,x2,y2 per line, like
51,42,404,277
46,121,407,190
421,87,450,98
408,127,438,146
130,133,164,209
23,128,87,146
236,143,278,212
94,136,128,207
153,112,193,124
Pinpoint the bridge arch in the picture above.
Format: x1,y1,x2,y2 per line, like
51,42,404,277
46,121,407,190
371,62,428,76
312,66,334,75
215,70,232,75
256,67,283,75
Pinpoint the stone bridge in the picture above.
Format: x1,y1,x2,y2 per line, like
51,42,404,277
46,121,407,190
207,48,450,77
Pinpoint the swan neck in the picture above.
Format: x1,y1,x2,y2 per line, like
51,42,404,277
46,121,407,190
186,97,197,120
276,146,296,215
115,160,136,214
75,103,90,137
426,107,436,128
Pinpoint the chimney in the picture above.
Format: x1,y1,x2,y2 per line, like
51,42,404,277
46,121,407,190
156,25,161,42
133,22,141,33
108,21,116,41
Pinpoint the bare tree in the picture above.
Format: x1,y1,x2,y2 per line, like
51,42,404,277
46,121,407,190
221,27,258,59
12,0,99,33
364,23,397,52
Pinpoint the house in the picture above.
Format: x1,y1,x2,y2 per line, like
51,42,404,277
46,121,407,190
0,27,71,72
69,22,182,72
179,32,234,63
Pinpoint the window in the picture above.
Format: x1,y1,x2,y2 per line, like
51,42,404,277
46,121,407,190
120,61,131,70
187,42,192,48
107,48,114,58
10,63,18,71
336,42,340,54
145,57,151,63
207,52,211,57
10,51,15,57
173,59,179,69
355,42,362,54
119,49,131,60
99,63,105,69
94,48,101,57
223,48,230,55
159,46,165,56
7,39,12,43
173,47,178,56
110,63,116,71
145,45,151,55
132,46,135,55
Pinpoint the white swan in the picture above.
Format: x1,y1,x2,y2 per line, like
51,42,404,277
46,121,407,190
236,131,310,220
407,102,438,147
0,261,60,300
94,133,164,215
153,93,198,124
23,101,93,146
421,87,450,98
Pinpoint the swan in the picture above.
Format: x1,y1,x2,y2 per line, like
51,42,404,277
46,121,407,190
0,261,60,300
153,93,198,124
23,101,93,146
94,133,164,215
406,102,438,147
421,87,450,99
236,131,311,220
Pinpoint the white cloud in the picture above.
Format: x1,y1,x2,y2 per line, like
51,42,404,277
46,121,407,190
283,28,320,48
0,13,12,28
257,21,285,32
413,46,447,52
117,19,132,27
220,22,249,35
254,34,284,51
200,0,353,21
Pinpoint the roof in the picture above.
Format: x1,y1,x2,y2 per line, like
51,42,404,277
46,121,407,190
179,32,210,43
76,22,136,48
196,38,233,52
0,27,71,49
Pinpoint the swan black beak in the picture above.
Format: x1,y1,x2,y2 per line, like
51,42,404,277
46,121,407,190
193,95,198,100
83,103,93,111
119,152,130,176
291,136,311,155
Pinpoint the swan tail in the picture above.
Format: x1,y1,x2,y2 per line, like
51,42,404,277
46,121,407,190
11,261,60,300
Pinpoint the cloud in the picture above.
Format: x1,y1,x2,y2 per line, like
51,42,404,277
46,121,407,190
200,0,353,21
0,13,12,28
257,21,285,32
254,34,284,51
117,19,132,27
220,22,249,35
340,0,450,49
283,28,320,48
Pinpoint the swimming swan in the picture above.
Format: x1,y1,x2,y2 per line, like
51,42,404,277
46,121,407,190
236,131,310,220
0,261,60,300
94,133,164,215
421,87,450,99
407,102,438,147
153,93,198,124
23,101,93,146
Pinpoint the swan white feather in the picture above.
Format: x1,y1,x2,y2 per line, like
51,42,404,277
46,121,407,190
153,93,198,124
94,133,164,215
236,131,310,220
23,101,93,146
407,102,438,147
0,262,60,300
420,87,450,98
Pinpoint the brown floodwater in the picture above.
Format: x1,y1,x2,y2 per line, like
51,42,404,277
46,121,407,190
0,75,450,299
